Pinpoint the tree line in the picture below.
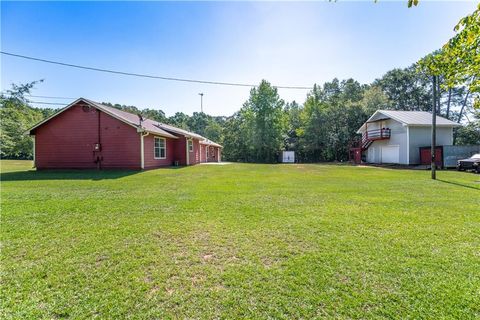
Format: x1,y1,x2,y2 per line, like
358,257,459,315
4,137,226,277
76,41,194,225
2,4,479,162
1,63,478,162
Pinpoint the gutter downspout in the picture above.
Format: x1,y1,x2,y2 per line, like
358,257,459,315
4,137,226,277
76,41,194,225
186,137,190,165
406,126,410,165
140,130,149,170
32,136,36,168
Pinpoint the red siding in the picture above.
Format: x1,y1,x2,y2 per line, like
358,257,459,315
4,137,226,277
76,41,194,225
200,144,207,163
32,102,218,169
34,103,141,170
206,146,221,162
174,137,187,166
143,135,176,168
190,139,201,165
98,111,141,169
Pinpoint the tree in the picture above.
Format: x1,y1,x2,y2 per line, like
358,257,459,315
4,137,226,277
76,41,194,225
168,112,190,130
299,84,328,161
242,80,286,163
454,111,480,145
204,121,223,143
359,86,391,115
284,101,303,157
374,66,433,111
141,109,167,123
418,4,479,109
0,81,48,159
298,80,369,162
187,112,210,137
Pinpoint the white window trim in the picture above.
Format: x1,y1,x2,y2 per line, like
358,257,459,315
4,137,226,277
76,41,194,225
154,136,167,160
188,139,194,152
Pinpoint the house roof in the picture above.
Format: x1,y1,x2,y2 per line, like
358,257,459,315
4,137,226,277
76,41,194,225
83,98,178,139
199,138,222,148
154,122,205,140
28,98,223,147
357,110,462,133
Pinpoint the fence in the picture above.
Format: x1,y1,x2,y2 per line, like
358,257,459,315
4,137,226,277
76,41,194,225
443,145,480,168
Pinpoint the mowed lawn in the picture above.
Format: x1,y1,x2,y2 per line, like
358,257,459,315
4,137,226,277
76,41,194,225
1,160,479,319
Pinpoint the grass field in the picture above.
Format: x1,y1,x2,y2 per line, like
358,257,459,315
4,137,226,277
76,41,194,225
1,160,479,319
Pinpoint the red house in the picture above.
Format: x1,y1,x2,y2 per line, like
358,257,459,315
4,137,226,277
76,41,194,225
28,98,222,170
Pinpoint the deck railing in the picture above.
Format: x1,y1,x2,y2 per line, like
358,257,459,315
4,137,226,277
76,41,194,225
362,128,391,142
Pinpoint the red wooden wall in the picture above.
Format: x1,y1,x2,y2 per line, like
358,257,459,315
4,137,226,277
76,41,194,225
200,144,207,163
33,103,141,169
190,139,201,165
32,102,218,169
143,135,176,169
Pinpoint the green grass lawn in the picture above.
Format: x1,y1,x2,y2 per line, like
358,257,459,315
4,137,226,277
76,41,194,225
1,160,479,319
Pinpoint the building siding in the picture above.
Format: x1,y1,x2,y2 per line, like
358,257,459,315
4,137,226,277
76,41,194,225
34,103,141,169
206,146,220,162
408,126,453,165
173,137,187,165
32,101,222,169
143,135,176,169
189,138,201,165
365,120,455,165
200,144,207,163
366,118,408,165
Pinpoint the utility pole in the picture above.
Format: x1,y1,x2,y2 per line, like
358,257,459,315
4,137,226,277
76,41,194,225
431,75,437,180
198,93,204,113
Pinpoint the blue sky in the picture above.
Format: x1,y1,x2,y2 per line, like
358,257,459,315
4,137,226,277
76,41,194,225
1,1,477,116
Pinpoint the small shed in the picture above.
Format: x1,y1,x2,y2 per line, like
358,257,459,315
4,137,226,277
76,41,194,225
279,151,295,163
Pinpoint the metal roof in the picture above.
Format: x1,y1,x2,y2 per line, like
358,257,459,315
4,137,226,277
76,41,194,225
154,122,205,140
358,110,462,133
82,99,178,139
199,138,222,148
28,98,223,147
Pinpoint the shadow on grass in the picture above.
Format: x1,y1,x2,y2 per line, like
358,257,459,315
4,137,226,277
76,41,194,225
0,169,139,181
437,178,480,191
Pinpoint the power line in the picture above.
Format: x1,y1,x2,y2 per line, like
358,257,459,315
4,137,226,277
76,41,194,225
26,94,76,100
29,101,67,106
1,51,314,90
0,92,75,99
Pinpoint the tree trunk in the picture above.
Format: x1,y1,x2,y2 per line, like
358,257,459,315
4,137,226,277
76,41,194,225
437,79,442,114
458,90,470,123
446,88,452,119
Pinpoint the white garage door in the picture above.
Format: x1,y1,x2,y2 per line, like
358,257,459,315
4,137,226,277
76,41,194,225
381,145,400,164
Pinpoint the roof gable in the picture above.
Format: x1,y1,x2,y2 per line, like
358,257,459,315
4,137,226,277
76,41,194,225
377,110,461,126
28,98,177,139
358,110,462,133
28,98,223,147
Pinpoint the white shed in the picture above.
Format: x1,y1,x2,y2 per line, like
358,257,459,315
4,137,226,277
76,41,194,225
279,151,295,163
357,110,461,165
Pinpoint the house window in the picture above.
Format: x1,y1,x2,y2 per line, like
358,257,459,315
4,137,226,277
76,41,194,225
188,140,193,152
154,137,166,159
205,146,209,158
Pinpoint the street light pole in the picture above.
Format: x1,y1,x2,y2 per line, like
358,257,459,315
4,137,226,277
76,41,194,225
199,93,204,113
